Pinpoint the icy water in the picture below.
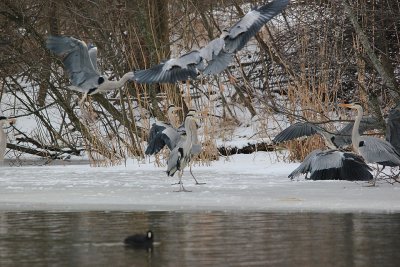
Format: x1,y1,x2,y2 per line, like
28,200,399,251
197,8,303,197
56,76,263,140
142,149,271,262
0,212,399,267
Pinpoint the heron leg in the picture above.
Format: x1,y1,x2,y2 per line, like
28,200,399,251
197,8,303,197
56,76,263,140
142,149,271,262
174,171,191,192
189,165,205,185
368,164,385,187
79,92,89,106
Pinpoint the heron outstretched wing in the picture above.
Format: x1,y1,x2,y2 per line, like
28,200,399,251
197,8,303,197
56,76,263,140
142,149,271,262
145,123,181,155
223,0,289,53
288,149,322,179
273,122,324,144
309,150,372,181
134,51,201,84
46,36,100,91
87,44,98,71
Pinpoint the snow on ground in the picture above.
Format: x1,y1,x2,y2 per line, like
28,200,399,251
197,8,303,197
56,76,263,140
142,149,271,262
1,151,399,212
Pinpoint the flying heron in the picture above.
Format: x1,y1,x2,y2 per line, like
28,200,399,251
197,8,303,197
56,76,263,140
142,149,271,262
46,35,135,105
0,115,16,165
166,109,202,192
134,0,290,84
339,103,400,183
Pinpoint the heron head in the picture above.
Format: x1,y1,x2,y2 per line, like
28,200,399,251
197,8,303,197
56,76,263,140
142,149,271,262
338,102,362,109
167,104,182,113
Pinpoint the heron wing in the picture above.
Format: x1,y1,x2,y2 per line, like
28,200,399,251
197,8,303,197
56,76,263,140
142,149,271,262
88,46,98,71
273,122,322,143
224,0,289,53
288,149,322,179
309,150,372,181
134,51,200,84
145,125,180,155
359,137,400,166
46,36,100,90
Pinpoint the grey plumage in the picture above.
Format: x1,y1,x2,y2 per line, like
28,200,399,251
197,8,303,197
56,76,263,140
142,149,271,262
166,110,201,192
288,149,373,181
273,117,379,149
134,0,289,84
145,105,186,155
46,35,134,99
223,0,290,53
339,103,400,167
386,103,400,154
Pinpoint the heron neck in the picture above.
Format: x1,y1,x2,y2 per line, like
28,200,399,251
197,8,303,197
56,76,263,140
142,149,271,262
0,125,6,162
352,106,363,153
97,73,132,92
167,109,177,128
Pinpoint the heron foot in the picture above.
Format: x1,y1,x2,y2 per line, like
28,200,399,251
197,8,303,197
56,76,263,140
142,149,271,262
194,181,206,185
174,183,191,192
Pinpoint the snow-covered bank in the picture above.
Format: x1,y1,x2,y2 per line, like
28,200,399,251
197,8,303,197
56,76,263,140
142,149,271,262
0,152,399,212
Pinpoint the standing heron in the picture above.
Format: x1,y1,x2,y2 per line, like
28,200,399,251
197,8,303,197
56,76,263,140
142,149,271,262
339,103,400,182
273,118,379,149
0,116,16,165
274,119,374,180
134,0,290,84
166,109,202,192
146,105,204,185
46,35,135,104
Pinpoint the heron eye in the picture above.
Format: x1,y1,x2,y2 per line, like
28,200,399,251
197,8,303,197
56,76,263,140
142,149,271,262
98,77,105,84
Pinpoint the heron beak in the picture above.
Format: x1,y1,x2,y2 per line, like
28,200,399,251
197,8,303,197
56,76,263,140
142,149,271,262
338,103,352,108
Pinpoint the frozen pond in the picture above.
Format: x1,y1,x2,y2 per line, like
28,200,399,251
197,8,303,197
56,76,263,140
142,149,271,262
0,152,400,212
0,211,399,266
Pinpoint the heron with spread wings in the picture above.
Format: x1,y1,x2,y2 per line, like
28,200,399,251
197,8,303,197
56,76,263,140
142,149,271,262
46,35,135,104
134,0,290,84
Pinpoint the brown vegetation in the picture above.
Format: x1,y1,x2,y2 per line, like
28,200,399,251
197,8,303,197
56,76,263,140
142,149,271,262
1,0,399,165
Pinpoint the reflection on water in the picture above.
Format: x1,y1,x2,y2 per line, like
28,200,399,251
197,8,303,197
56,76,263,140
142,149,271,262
0,211,399,267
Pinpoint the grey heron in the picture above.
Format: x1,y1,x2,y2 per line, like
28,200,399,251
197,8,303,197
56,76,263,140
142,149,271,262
288,149,373,181
0,115,16,165
339,103,400,167
166,109,202,192
46,35,135,104
134,0,290,84
146,105,204,185
124,230,153,249
273,117,379,149
339,103,400,184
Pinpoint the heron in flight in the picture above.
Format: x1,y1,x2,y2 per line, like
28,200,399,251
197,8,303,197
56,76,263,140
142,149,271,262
339,103,400,183
0,115,16,165
46,35,135,104
134,0,290,84
166,109,202,192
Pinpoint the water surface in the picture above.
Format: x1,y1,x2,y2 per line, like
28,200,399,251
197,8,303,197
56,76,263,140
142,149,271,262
0,211,399,267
